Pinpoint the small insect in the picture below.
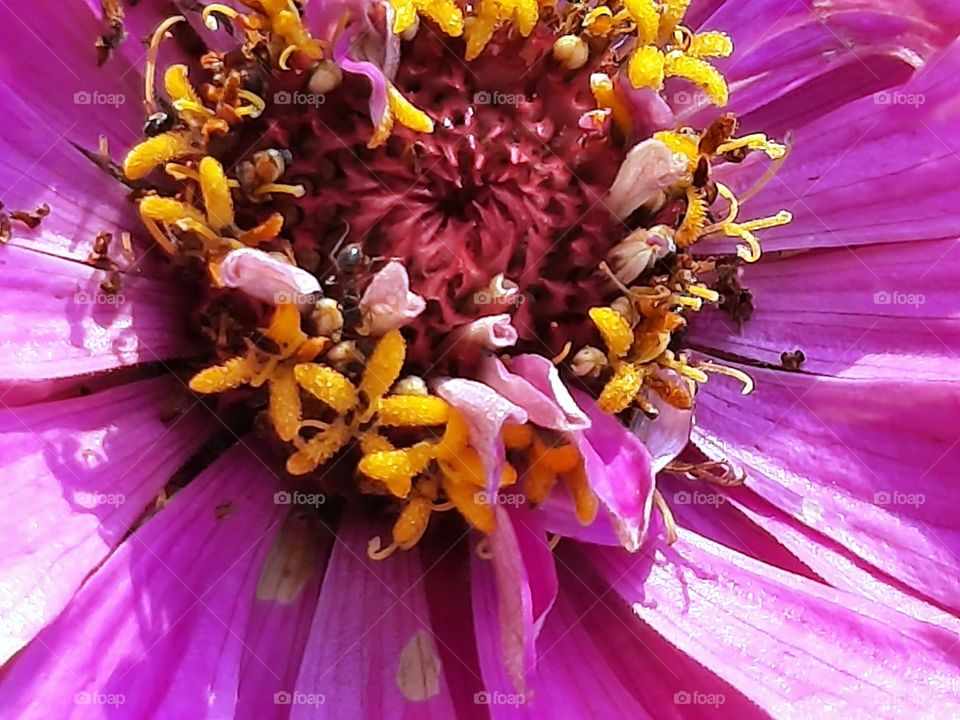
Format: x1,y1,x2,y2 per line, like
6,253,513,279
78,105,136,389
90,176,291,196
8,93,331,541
143,111,174,137
325,222,371,331
780,349,806,371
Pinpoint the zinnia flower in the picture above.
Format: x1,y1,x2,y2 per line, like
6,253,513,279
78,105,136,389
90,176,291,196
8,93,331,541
1,0,959,717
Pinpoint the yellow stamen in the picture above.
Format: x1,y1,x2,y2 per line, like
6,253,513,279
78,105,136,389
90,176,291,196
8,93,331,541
123,131,196,180
138,195,207,226
687,285,720,302
716,133,787,160
589,73,633,138
699,361,755,395
658,0,692,43
145,16,185,114
653,130,700,170
440,474,495,533
269,365,302,442
624,0,659,44
598,362,643,414
676,186,708,247
388,85,434,135
393,496,433,550
376,395,450,427
360,329,406,411
502,423,533,450
164,65,211,120
589,306,634,359
286,420,351,475
359,443,435,497
627,45,666,91
664,51,728,106
202,3,239,30
254,183,306,198
266,302,308,351
687,31,733,58
563,462,598,525
199,156,235,230
189,356,255,393
237,213,285,245
235,89,266,118
582,7,615,37
294,363,358,414
652,488,678,544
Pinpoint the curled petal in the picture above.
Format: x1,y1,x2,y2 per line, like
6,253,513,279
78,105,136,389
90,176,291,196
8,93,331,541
606,137,688,220
219,248,320,305
454,314,519,350
358,260,427,335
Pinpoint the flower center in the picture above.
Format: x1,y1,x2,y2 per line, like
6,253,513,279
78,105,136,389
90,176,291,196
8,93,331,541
113,0,791,556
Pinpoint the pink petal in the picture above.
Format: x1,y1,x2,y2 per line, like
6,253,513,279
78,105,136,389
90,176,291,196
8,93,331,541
681,0,960,134
693,364,960,614
0,245,196,380
219,247,321,305
435,378,527,494
454,314,519,350
359,260,427,335
292,510,458,719
0,377,213,664
471,506,557,697
0,441,286,719
631,370,694,473
691,237,960,381
236,513,331,720
707,38,960,254
569,390,656,552
606,138,688,220
480,354,590,432
592,529,960,717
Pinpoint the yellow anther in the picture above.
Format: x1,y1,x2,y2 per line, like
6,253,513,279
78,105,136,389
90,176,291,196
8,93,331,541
598,362,644,414
173,218,221,247
440,474,495,533
360,329,406,407
624,0,659,44
525,440,559,504
688,285,721,303
582,7,615,37
728,225,762,263
664,51,728,106
676,295,703,311
439,446,487,487
286,421,351,475
658,0,692,42
419,0,465,36
189,356,254,393
202,3,238,30
676,186,708,248
514,0,539,36
442,409,471,449
359,443,435,497
589,307,634,359
294,363,358,414
360,431,395,454
391,0,418,33
254,183,306,198
699,362,755,395
123,131,196,180
238,213,285,246
236,89,266,118
199,156,235,230
500,463,518,487
164,65,210,118
628,45,666,91
716,133,786,159
688,31,733,58
388,85,434,135
145,16,186,115
738,210,793,232
269,365,302,442
502,423,533,450
265,302,307,352
464,14,498,60
542,445,581,474
660,352,709,383
376,395,450,427
563,463,598,525
393,496,433,550
138,195,207,226
589,73,633,136
653,130,700,170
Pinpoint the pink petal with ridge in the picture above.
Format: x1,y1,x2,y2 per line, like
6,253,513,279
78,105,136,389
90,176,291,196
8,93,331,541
359,260,427,335
480,355,590,432
0,377,212,664
0,245,196,380
292,510,458,719
0,440,286,719
592,529,960,718
693,365,960,614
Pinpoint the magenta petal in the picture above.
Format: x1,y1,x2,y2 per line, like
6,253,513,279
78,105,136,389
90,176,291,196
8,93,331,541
708,38,960,254
682,0,960,133
693,365,960,615
471,506,554,696
691,237,960,381
0,377,212,664
292,510,458,719
436,377,527,494
480,354,590,432
0,441,285,719
592,530,960,717
568,390,656,551
0,246,196,380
